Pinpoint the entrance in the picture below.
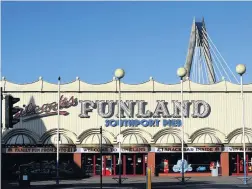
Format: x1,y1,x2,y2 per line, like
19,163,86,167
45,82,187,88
102,155,113,176
230,153,252,175
82,153,147,176
124,154,146,175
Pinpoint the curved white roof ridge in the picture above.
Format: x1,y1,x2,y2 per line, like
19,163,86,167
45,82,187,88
1,78,252,92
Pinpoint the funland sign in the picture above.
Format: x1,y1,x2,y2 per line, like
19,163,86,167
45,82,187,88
14,95,211,127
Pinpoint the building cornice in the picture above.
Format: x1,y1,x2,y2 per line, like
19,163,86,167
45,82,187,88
1,78,252,92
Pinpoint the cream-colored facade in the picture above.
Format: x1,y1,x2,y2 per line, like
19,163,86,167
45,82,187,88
1,77,252,151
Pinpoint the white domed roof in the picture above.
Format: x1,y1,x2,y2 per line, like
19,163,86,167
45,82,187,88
156,134,181,144
230,134,252,144
193,133,221,144
122,134,147,145
44,134,73,145
81,134,111,145
6,134,35,145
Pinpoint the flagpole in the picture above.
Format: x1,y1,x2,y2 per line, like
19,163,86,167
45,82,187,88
56,76,61,185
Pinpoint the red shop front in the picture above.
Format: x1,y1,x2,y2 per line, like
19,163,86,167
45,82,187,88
80,146,148,176
229,152,252,176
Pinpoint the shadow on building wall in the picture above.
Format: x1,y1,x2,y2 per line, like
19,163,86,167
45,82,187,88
2,95,85,181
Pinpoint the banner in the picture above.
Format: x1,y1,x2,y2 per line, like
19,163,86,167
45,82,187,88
4,146,252,153
5,147,75,153
75,147,149,153
155,147,252,153
224,147,252,152
155,147,222,153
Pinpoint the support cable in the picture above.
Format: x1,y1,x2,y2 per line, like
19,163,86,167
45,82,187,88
202,28,239,83
202,31,232,82
209,47,223,81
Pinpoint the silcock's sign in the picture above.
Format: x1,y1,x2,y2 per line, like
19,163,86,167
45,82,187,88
14,96,78,121
14,95,211,127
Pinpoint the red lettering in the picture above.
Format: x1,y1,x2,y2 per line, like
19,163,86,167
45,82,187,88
14,95,78,119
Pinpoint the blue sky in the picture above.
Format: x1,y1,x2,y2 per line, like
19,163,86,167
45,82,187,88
2,2,252,84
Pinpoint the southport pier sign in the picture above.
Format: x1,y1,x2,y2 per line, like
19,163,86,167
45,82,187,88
14,95,211,127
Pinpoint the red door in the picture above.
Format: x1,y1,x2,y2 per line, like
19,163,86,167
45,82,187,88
92,154,147,176
102,155,113,176
235,154,249,174
123,154,146,176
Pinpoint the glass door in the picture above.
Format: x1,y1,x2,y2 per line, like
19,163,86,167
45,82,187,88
230,153,249,174
248,154,252,173
126,154,134,175
103,155,113,176
136,154,143,175
95,155,101,175
115,154,124,175
81,154,94,176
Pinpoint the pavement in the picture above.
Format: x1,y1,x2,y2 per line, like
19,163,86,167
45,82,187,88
3,176,252,189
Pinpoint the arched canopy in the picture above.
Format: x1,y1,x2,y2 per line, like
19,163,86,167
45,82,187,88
122,134,148,145
116,128,150,147
193,133,221,144
40,128,77,145
44,134,73,145
156,134,181,145
2,128,39,145
153,128,188,146
189,128,224,146
229,134,252,144
81,134,111,146
6,134,35,145
227,128,252,146
78,128,114,147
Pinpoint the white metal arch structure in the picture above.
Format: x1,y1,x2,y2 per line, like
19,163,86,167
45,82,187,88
184,18,239,84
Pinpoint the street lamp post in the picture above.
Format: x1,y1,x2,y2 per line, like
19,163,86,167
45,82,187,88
56,76,61,185
100,126,103,189
236,64,247,185
114,68,125,185
177,67,187,183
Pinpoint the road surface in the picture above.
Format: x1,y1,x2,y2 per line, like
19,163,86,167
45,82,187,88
3,176,252,189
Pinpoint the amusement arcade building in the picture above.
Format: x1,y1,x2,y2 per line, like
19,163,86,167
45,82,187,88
1,77,252,178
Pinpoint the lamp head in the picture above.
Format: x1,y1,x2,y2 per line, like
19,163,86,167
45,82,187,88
236,64,246,75
114,68,125,79
177,67,187,78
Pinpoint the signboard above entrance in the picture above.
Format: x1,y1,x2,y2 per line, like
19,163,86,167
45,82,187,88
155,147,222,153
4,146,252,153
155,147,252,153
79,100,211,119
14,96,211,122
5,147,75,153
